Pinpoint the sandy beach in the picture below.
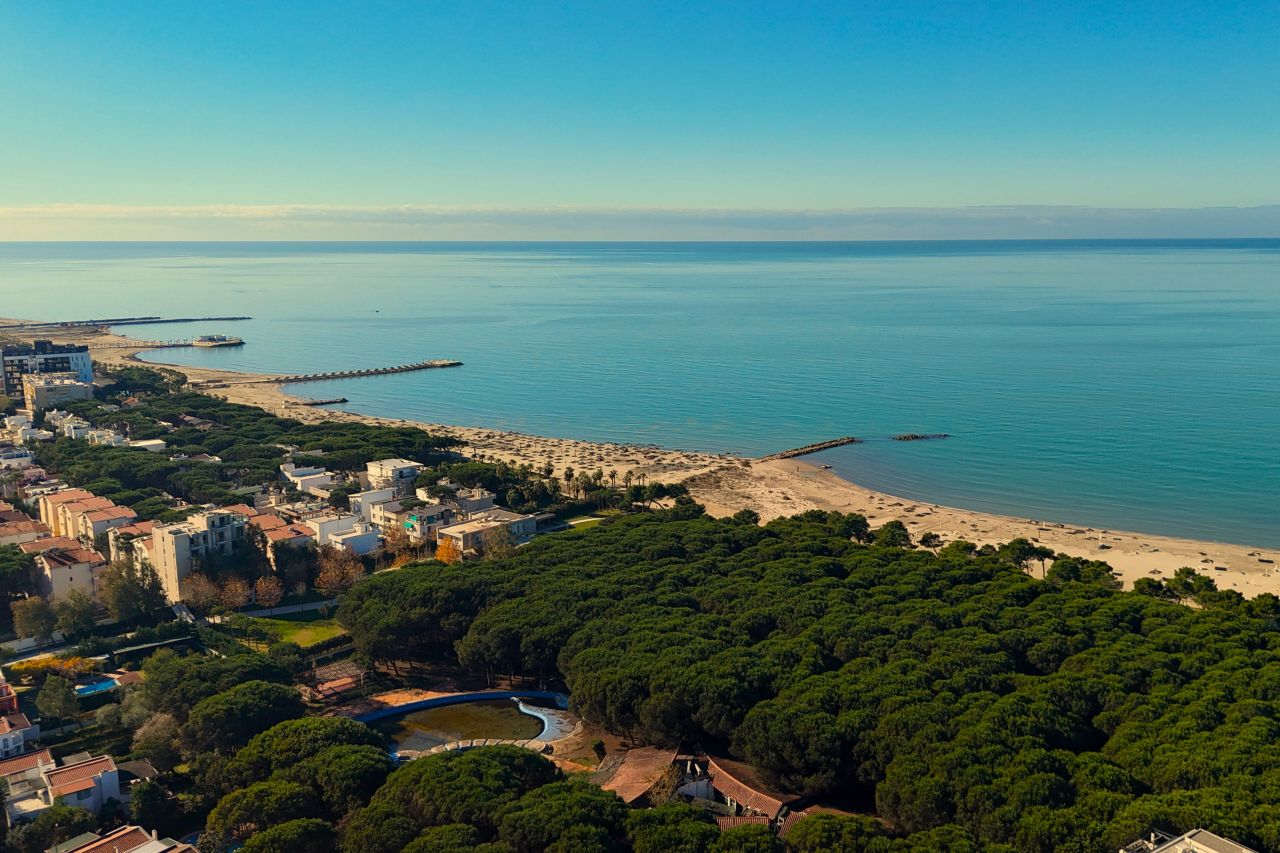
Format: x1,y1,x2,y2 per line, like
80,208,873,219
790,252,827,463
8,320,1279,598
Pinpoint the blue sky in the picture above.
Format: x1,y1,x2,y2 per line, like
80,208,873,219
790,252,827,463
2,1,1278,238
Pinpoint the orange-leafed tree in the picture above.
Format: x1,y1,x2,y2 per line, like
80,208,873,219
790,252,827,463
435,537,461,565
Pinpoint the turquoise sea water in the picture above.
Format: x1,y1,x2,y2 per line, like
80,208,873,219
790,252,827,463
1,241,1276,547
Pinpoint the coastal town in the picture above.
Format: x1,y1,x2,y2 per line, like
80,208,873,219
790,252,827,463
0,328,1269,852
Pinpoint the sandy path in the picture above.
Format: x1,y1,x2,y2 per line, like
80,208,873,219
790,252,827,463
9,321,1278,597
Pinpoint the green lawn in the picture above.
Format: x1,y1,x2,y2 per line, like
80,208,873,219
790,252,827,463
245,610,347,647
565,516,603,530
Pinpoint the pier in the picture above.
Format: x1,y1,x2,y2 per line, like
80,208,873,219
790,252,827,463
190,359,462,388
88,339,244,349
300,397,349,406
760,436,862,461
1,316,251,330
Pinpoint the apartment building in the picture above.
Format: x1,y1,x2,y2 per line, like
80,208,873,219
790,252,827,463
280,462,334,496
150,509,248,602
33,545,107,600
366,458,423,494
19,372,93,412
1,341,93,407
55,825,198,853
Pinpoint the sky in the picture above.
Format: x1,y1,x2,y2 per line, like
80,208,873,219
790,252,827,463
1,1,1278,240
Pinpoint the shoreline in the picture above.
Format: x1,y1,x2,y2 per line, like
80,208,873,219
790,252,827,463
9,320,1280,597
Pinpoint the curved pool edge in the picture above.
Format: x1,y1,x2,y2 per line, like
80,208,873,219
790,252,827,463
354,689,569,724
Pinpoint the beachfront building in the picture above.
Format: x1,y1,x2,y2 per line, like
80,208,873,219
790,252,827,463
150,509,249,602
33,544,107,600
470,506,540,538
370,499,453,544
1,341,93,407
3,753,121,823
366,458,423,495
280,462,334,496
19,372,93,412
53,825,198,853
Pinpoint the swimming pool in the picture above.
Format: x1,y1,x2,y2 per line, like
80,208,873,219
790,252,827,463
74,676,118,697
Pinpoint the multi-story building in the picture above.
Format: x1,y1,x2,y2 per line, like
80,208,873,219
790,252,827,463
367,458,423,494
33,545,107,600
1,341,93,407
280,463,333,496
150,509,248,602
0,445,35,469
452,487,496,515
303,513,360,547
0,710,38,758
348,487,396,522
19,372,93,412
36,488,95,536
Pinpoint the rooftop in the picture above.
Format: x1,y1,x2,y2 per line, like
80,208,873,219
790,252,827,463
0,748,54,778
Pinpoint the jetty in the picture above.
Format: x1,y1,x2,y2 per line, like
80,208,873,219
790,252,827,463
1,316,251,330
88,338,244,349
300,397,349,406
761,436,862,461
893,433,950,442
190,359,462,388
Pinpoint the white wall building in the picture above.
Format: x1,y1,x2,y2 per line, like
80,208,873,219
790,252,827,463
19,372,93,412
303,513,360,546
280,463,334,496
348,487,396,522
366,458,423,494
330,525,381,555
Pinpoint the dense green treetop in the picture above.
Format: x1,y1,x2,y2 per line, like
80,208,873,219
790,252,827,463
337,504,1280,852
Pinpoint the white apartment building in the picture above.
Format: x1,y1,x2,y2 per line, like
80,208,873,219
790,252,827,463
0,446,35,469
1,341,93,408
150,509,248,602
367,458,423,494
330,526,381,555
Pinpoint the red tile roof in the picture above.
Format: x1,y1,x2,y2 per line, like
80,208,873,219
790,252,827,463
21,536,80,554
66,827,154,853
716,816,771,830
249,514,286,531
41,489,93,506
0,520,47,537
707,756,789,820
0,748,54,777
113,520,157,537
84,506,137,523
45,755,115,790
599,747,678,804
221,504,259,517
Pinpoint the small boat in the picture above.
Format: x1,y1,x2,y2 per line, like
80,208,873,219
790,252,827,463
820,464,832,469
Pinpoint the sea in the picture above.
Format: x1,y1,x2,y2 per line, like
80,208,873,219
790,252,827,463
1,240,1276,548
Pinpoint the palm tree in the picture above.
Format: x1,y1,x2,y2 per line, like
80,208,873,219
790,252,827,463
623,470,634,488
608,469,618,488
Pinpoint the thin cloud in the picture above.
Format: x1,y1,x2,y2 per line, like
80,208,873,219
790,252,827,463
1,203,1277,240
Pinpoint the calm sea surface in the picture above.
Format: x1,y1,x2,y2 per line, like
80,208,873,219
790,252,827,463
1,241,1276,547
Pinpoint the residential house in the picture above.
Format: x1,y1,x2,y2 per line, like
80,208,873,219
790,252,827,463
348,487,396,522
372,500,453,544
0,445,35,469
0,711,38,758
470,507,540,539
52,824,198,853
452,487,496,515
280,463,333,496
303,513,360,547
128,439,167,453
87,429,129,447
4,753,120,823
330,526,382,555
1121,828,1259,853
436,519,508,556
71,504,137,543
